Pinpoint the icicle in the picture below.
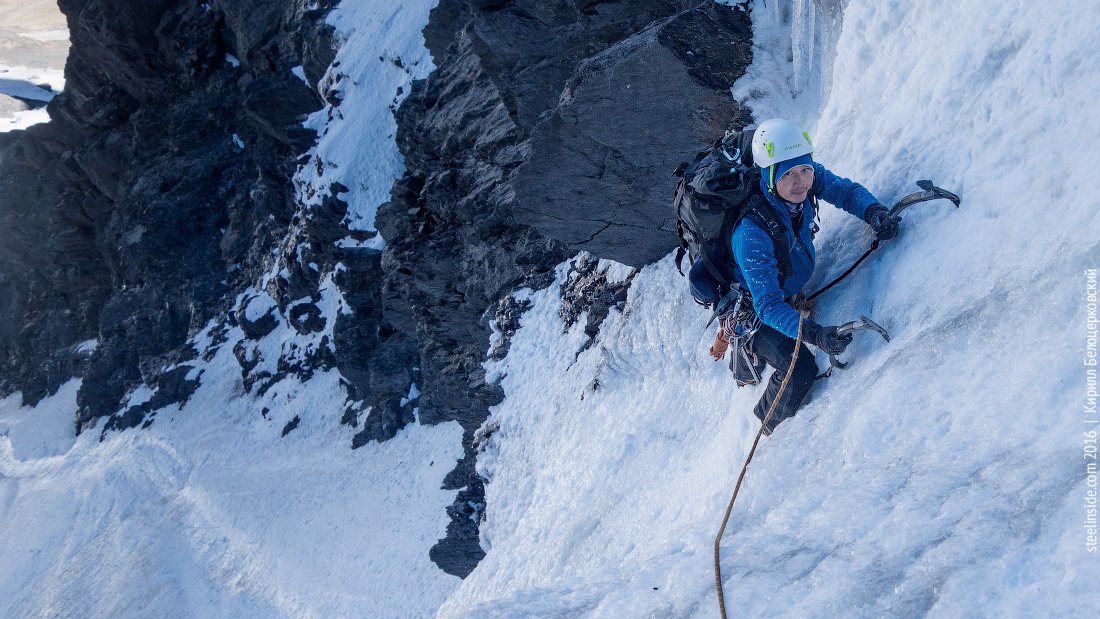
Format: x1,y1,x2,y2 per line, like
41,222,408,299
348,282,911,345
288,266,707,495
791,0,816,93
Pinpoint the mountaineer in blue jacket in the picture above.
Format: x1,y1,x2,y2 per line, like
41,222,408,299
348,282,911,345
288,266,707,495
723,118,900,434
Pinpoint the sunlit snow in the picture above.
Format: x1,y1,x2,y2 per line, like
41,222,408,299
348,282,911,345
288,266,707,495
3,0,1099,616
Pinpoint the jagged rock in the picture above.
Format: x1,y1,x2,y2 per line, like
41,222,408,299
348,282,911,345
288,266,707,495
487,293,532,361
100,363,201,435
0,0,339,428
236,294,279,339
351,396,416,446
0,0,757,582
243,68,320,149
559,253,636,349
332,249,420,433
513,1,753,267
281,415,300,437
379,0,752,577
287,300,325,334
430,481,486,578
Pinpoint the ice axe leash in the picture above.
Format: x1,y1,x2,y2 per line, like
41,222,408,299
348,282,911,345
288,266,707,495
806,180,961,303
714,311,807,619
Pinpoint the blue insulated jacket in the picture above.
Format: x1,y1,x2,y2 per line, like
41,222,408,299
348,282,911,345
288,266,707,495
731,162,880,339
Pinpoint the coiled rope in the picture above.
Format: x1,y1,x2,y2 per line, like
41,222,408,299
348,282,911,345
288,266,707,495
714,311,807,618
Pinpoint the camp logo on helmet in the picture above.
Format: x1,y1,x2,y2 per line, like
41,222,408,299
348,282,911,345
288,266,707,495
783,143,804,151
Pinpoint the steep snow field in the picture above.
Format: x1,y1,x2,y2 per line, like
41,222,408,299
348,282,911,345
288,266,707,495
297,0,439,249
0,282,465,617
3,0,1099,617
440,0,1100,616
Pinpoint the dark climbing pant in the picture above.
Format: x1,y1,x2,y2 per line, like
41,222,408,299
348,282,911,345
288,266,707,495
748,323,819,432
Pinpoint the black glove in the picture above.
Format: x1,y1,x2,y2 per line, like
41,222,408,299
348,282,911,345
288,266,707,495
865,204,901,241
803,321,853,356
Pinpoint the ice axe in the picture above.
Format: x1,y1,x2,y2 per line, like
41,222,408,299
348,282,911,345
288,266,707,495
817,314,890,379
705,286,744,328
888,180,961,217
806,180,961,302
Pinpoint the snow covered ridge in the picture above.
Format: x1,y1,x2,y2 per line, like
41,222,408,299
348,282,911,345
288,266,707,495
1,0,472,615
1,1,465,612
441,0,1100,616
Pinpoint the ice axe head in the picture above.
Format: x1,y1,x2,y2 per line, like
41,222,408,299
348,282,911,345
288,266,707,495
836,315,891,342
889,180,961,217
824,315,891,374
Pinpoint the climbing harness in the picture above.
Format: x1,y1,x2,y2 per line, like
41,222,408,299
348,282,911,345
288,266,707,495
713,311,807,619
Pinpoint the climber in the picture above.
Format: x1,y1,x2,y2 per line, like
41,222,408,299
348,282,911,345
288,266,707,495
710,118,900,435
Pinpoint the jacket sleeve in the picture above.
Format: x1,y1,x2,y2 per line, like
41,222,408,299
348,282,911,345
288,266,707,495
731,220,802,339
811,162,881,222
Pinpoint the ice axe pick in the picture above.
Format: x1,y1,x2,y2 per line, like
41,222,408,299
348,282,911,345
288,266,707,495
818,314,890,378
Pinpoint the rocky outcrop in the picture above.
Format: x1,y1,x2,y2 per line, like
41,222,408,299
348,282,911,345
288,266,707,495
0,0,338,428
514,3,753,266
379,0,753,577
0,0,755,582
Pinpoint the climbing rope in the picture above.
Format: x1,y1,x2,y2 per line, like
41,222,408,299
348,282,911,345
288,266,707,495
713,311,807,619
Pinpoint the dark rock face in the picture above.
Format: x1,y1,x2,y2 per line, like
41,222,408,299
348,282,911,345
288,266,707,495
0,0,755,583
381,0,753,577
0,0,338,428
513,2,753,266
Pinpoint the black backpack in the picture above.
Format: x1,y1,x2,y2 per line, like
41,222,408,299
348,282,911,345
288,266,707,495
673,128,806,307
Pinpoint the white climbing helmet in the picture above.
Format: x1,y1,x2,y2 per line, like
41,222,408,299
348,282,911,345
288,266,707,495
751,118,814,168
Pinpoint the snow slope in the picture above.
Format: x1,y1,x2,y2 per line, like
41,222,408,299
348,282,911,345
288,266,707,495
3,0,1099,617
439,0,1100,616
0,282,465,618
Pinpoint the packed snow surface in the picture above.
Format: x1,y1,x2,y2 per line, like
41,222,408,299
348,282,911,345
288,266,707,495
441,0,1100,616
0,296,464,618
4,0,1100,617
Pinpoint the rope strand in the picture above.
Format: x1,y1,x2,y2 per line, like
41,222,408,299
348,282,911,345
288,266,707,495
714,311,807,618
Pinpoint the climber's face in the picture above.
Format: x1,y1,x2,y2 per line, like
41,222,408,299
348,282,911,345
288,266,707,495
776,165,814,203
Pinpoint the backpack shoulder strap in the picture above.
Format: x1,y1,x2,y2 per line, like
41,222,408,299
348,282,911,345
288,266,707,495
739,195,793,288
809,190,821,239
